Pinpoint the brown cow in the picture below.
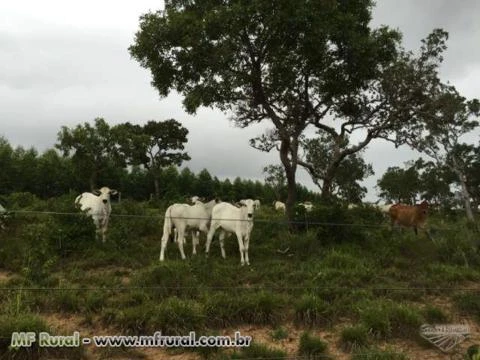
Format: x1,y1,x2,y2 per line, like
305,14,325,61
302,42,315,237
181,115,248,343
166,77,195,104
388,200,433,240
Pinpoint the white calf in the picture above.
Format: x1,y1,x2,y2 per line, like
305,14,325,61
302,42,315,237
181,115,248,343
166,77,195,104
206,199,256,266
299,202,313,212
274,201,286,213
75,187,117,243
160,200,216,261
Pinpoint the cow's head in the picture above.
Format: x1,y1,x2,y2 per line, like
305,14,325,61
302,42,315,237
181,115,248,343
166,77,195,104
239,199,256,219
417,200,429,215
93,187,118,204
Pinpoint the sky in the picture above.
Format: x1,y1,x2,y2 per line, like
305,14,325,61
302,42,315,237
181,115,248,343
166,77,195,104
0,0,479,200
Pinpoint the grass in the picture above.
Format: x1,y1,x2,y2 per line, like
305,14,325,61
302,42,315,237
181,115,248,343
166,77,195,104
270,326,289,341
298,331,328,357
340,324,369,352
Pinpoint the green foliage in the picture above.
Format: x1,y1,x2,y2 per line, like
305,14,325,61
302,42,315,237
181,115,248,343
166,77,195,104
351,348,408,360
298,332,328,357
56,117,124,189
131,263,200,299
359,301,424,340
0,314,84,359
454,293,480,320
340,325,369,352
422,305,449,323
204,291,285,327
294,294,331,327
294,205,367,245
151,297,205,335
270,327,289,341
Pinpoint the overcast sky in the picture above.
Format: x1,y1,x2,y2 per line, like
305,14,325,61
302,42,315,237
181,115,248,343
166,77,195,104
1,0,479,200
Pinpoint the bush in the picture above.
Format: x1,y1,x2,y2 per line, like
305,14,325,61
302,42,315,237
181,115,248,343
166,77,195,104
294,294,331,327
340,325,369,352
298,332,328,357
151,297,205,335
455,293,480,320
271,327,288,341
359,301,424,340
422,305,449,323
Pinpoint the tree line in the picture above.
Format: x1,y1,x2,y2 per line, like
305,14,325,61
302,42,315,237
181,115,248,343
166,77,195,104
0,126,320,204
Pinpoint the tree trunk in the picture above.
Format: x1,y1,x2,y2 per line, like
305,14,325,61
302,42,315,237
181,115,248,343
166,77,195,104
459,175,474,221
279,138,297,230
450,158,475,222
154,177,160,199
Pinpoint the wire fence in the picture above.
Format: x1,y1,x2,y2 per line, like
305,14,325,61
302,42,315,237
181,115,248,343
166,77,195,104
4,209,469,231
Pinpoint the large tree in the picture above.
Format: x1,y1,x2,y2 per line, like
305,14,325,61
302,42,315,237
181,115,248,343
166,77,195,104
56,118,123,190
377,162,421,204
297,133,373,202
113,120,190,198
129,0,415,224
403,86,480,220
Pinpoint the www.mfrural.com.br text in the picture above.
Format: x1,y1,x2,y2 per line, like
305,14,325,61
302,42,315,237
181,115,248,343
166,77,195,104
11,331,252,348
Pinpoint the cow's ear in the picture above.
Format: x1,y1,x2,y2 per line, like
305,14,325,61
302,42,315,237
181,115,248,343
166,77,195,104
110,189,118,195
92,189,101,195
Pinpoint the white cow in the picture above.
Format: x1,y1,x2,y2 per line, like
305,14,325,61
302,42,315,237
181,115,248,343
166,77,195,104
75,187,118,243
160,200,217,261
376,203,393,214
274,201,286,213
205,199,256,266
299,202,313,212
254,199,261,210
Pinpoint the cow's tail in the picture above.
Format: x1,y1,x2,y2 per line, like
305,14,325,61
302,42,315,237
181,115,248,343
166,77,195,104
162,206,173,243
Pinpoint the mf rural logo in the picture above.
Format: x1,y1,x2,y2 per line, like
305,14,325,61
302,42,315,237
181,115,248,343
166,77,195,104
419,324,479,357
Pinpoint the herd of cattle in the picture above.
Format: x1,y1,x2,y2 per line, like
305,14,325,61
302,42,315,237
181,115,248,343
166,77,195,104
0,188,434,264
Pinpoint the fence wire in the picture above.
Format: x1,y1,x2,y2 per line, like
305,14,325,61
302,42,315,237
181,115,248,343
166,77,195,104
5,209,468,231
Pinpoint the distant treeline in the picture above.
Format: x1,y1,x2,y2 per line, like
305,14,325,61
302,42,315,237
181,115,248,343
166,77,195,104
0,137,319,203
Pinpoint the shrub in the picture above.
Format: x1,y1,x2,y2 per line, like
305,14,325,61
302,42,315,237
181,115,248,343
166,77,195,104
151,297,205,335
340,325,369,352
294,294,331,327
298,332,328,357
422,305,449,323
271,327,289,341
359,301,423,340
455,293,480,320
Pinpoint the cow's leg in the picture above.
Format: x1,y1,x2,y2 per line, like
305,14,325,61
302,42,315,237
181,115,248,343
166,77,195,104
235,231,245,266
101,217,109,243
159,234,168,261
205,225,217,256
413,226,418,236
244,233,250,266
177,227,187,260
192,231,200,255
219,231,226,259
